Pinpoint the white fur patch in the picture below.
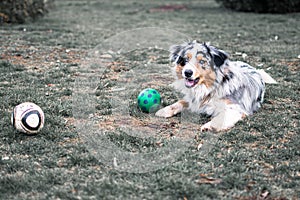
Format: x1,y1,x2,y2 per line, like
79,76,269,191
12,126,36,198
257,69,277,84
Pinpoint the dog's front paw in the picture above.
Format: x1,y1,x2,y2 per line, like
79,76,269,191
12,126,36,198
155,102,184,118
200,121,213,132
155,106,175,118
200,120,232,132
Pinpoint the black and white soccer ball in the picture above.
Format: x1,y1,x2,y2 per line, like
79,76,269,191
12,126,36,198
11,102,45,134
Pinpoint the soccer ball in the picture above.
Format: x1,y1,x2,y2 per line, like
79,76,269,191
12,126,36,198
11,102,45,134
137,88,161,113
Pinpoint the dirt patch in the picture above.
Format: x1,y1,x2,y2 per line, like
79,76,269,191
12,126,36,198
1,45,86,71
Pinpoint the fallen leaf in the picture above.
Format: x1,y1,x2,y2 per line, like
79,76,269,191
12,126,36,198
149,5,187,13
259,189,270,200
195,174,222,185
197,142,203,151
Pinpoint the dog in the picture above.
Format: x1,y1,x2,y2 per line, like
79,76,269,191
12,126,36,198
155,41,275,131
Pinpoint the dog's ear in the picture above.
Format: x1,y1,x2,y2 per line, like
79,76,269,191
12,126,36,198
169,44,184,64
204,43,229,67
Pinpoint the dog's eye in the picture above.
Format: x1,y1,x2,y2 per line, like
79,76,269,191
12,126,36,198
177,56,188,66
176,56,184,66
199,60,206,65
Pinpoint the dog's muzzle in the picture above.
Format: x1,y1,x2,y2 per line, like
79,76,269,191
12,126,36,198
185,77,200,88
183,69,200,88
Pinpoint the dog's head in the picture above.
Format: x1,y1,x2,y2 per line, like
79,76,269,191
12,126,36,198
170,41,228,88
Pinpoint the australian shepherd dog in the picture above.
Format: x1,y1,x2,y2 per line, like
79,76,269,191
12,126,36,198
156,41,275,131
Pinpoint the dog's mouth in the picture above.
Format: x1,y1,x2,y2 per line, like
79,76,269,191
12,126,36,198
185,77,200,88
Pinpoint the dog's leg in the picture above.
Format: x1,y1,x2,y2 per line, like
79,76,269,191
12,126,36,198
201,104,246,132
155,100,188,118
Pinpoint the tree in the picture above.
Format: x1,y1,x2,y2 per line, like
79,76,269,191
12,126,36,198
215,0,300,13
0,0,54,24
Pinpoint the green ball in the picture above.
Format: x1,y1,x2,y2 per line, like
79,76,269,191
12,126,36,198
137,88,161,113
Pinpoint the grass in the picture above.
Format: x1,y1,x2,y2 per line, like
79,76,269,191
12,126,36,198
0,0,299,199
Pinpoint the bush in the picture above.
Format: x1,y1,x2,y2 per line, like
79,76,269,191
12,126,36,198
216,0,300,13
0,0,54,24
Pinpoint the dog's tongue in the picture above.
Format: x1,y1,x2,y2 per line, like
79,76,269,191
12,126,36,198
185,79,196,88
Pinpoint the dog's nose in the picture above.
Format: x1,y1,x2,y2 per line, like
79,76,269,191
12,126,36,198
184,69,193,78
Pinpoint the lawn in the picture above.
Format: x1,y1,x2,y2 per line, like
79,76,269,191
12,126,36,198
0,0,299,199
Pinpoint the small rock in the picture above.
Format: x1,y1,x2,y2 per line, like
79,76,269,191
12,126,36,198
100,54,112,59
2,156,9,161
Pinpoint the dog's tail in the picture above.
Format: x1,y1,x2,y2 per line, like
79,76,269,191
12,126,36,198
257,69,278,84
